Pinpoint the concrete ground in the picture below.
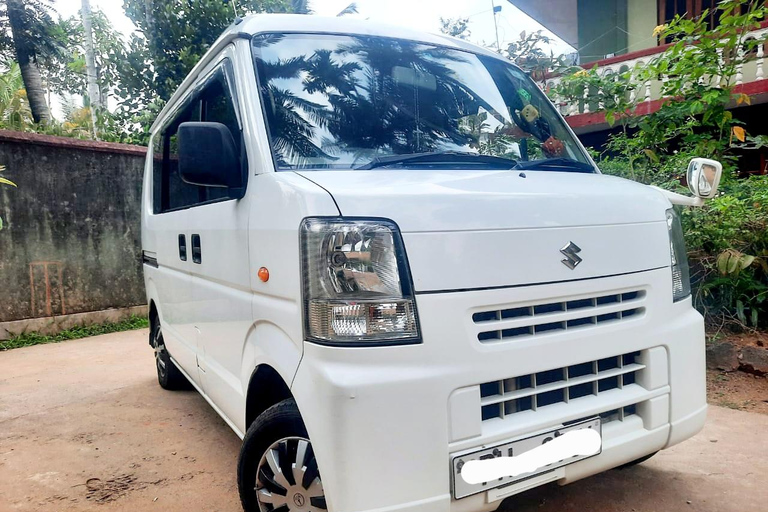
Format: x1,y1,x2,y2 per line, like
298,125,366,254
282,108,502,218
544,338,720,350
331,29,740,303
1,331,765,512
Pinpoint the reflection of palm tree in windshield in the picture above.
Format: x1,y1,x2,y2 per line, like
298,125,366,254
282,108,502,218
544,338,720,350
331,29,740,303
254,35,503,167
303,49,361,95
333,38,482,157
265,84,334,166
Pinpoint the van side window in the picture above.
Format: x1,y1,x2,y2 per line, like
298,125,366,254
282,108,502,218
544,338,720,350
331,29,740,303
153,62,244,214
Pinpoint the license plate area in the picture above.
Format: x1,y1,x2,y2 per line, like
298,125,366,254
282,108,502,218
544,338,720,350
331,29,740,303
451,417,602,499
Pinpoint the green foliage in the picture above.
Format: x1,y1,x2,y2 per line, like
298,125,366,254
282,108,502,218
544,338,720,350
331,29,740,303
46,11,126,102
0,315,149,350
0,61,31,129
683,176,768,328
0,0,64,65
119,0,291,143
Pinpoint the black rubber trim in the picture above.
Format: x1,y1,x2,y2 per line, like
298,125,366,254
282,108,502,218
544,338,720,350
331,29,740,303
415,266,668,295
305,336,422,348
142,251,159,268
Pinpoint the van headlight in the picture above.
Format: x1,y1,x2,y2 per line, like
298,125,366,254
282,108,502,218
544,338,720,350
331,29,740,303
301,218,421,345
666,208,691,302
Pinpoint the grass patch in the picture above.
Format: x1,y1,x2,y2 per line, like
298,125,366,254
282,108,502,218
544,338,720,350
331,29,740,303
1,315,149,351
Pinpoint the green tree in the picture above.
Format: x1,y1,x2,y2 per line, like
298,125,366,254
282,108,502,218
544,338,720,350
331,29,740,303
0,0,63,123
122,0,290,103
46,12,125,103
119,0,291,142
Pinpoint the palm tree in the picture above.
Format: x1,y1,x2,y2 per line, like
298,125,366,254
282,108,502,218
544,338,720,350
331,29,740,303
3,0,61,124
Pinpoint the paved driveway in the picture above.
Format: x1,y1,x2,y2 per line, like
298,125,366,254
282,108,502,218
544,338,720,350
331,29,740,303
1,331,765,512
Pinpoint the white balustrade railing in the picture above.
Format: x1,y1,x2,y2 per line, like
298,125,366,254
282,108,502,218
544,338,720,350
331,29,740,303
546,26,768,119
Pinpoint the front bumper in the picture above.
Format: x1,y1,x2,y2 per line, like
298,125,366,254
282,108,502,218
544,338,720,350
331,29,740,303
291,268,706,512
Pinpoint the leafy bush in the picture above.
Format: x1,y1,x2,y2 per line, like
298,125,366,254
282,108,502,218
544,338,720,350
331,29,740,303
682,176,768,328
598,153,768,329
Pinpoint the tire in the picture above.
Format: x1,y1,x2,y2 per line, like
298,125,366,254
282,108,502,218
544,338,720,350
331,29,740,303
618,451,658,469
150,319,188,390
238,398,327,512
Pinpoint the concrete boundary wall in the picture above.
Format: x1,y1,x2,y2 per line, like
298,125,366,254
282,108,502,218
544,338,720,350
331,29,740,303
0,130,148,324
0,305,149,341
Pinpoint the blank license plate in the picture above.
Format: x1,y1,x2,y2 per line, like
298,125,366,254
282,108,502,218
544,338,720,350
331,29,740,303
451,417,602,499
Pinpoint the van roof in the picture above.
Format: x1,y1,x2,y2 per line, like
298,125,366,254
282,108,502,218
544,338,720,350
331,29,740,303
151,13,509,134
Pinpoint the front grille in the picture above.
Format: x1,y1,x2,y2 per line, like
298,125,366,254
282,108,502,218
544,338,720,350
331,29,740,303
473,290,646,343
480,351,643,421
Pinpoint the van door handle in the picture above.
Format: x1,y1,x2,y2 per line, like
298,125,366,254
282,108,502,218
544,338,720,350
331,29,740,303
178,234,187,261
191,234,202,264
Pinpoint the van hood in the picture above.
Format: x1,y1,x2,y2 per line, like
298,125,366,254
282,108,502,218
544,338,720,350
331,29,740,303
296,170,673,292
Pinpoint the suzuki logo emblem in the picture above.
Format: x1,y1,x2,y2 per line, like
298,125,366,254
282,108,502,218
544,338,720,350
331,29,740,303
560,242,582,270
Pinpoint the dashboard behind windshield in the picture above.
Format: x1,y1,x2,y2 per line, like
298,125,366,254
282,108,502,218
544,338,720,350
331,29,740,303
251,33,592,171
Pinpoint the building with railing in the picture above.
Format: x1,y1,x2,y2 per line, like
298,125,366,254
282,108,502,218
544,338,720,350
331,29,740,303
509,0,768,173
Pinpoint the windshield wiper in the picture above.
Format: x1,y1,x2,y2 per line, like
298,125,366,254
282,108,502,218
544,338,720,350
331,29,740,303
513,158,596,173
355,151,517,170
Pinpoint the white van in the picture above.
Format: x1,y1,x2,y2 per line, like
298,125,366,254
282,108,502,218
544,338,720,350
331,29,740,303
141,14,721,512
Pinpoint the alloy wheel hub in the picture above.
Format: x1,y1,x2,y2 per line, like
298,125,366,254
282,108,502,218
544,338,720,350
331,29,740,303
255,437,326,511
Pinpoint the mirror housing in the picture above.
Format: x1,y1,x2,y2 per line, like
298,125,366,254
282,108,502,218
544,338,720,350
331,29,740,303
178,122,242,189
687,157,722,199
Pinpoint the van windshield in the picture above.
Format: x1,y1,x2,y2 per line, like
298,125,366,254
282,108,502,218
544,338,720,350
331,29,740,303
251,33,593,172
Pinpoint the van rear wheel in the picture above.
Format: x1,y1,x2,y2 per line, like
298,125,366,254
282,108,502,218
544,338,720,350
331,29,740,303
150,320,187,390
238,399,327,512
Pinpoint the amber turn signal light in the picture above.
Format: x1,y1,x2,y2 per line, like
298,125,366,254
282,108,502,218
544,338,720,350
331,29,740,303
258,267,269,282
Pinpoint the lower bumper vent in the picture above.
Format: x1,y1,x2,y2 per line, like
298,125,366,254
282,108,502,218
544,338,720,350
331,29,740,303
480,352,643,421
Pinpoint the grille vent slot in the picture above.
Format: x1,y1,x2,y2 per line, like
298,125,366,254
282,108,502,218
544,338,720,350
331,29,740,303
480,352,644,421
474,290,646,343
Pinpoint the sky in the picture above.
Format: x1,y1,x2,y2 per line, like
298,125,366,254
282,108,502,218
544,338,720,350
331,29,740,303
51,0,574,117
55,0,574,53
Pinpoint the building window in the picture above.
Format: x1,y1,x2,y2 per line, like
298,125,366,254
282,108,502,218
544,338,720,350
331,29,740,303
658,0,729,34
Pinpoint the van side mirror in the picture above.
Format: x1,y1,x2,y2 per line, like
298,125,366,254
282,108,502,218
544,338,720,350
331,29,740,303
178,122,242,189
687,158,722,199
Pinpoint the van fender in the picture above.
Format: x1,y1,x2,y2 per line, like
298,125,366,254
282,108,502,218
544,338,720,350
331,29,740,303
239,320,303,400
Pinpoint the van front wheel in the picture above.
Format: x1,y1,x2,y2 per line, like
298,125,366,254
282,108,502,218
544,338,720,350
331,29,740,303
238,399,327,512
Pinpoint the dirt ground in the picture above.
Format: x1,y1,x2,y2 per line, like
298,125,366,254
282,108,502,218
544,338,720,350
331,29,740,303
1,331,767,512
706,330,768,415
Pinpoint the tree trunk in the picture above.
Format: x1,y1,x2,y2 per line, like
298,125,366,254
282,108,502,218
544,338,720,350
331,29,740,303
7,0,51,124
81,0,101,137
